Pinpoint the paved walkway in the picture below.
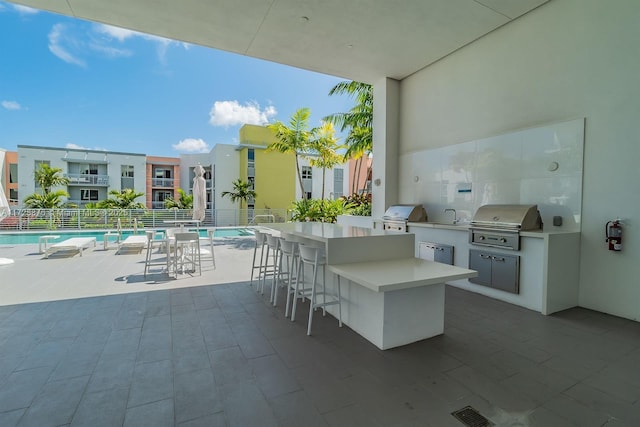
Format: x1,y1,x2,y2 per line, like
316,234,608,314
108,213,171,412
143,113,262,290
1,238,640,426
0,237,255,306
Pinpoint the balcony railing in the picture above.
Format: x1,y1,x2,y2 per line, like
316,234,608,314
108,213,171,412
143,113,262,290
152,178,174,187
65,174,109,186
0,208,290,230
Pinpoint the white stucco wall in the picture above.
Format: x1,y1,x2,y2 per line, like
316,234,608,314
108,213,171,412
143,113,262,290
397,0,640,320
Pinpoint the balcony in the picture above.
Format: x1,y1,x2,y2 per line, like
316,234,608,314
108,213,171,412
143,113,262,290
65,174,109,186
152,178,175,188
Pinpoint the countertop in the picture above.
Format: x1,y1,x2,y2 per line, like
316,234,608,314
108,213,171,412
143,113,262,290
328,257,477,292
262,222,401,242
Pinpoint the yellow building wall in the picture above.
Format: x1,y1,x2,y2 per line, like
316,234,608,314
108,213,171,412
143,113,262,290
239,124,296,212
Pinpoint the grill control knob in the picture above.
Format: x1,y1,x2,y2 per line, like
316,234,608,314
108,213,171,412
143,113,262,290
499,238,507,243
478,236,485,241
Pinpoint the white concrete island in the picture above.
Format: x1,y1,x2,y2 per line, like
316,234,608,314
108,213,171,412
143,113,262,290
262,223,477,350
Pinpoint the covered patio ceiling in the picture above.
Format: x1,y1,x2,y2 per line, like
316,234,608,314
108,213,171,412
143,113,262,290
7,0,549,83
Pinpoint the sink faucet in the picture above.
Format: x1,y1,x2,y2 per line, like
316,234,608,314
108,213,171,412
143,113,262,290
444,209,457,224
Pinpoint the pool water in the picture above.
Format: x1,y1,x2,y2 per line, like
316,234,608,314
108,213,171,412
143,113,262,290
0,227,255,245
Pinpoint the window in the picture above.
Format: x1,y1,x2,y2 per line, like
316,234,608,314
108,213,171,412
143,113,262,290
121,165,134,177
301,166,312,180
157,191,172,201
81,164,98,175
155,168,171,179
333,168,344,199
80,189,99,201
121,165,134,189
9,189,18,201
247,148,255,162
305,192,312,200
9,163,17,183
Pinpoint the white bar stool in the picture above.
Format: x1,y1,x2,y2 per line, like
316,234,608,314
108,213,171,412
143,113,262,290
263,233,282,302
143,230,167,277
251,230,268,290
293,244,342,335
172,232,202,277
277,238,299,312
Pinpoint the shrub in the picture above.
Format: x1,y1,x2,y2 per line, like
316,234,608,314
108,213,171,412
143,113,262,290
289,198,353,223
341,193,372,216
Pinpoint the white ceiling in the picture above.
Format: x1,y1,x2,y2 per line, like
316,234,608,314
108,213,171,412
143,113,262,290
7,0,549,83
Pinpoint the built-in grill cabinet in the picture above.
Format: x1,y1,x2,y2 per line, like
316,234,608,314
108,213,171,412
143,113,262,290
469,204,542,251
418,242,454,265
468,249,520,294
382,204,428,231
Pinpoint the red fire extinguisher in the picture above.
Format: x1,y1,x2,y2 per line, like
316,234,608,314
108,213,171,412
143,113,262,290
605,219,622,251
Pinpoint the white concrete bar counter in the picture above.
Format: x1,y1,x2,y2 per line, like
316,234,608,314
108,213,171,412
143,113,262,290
263,223,477,350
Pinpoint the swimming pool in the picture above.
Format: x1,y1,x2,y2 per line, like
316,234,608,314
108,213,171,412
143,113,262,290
0,227,255,245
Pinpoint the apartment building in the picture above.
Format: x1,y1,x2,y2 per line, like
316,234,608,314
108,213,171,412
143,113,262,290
16,145,147,208
146,156,181,209
4,125,350,212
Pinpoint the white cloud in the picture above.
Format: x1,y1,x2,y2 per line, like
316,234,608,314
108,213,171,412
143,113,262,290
2,100,21,110
65,143,107,151
172,138,210,153
93,23,188,63
209,101,277,127
13,5,39,15
93,24,140,42
48,23,86,67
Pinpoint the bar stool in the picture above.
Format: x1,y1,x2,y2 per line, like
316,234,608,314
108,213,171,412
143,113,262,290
172,232,202,277
293,244,342,335
277,238,299,313
263,233,282,301
143,230,167,277
251,230,268,290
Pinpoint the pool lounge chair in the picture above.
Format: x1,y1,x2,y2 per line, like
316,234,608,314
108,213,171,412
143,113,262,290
117,235,147,254
44,237,97,258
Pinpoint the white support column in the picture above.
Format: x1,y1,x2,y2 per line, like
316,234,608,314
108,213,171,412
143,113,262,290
371,78,401,222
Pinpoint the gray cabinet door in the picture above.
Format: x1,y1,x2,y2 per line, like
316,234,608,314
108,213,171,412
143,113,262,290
490,254,519,294
434,245,454,265
469,249,492,286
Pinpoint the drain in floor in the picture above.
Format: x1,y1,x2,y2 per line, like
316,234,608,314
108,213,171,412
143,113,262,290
451,406,493,427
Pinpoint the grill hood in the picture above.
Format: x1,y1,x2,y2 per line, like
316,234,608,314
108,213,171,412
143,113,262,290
382,204,428,222
470,204,542,231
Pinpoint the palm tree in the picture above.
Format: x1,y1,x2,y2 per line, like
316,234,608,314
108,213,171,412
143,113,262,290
324,81,373,195
163,189,193,209
99,189,145,209
221,179,257,208
23,190,69,209
34,163,70,195
267,107,312,200
308,121,344,199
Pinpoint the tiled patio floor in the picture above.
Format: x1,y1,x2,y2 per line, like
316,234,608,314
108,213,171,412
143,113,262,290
0,241,639,426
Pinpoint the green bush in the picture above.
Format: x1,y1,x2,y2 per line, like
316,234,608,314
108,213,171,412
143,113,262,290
341,193,372,216
289,199,354,223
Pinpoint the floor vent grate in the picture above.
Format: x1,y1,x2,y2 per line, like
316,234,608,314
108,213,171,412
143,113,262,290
451,406,493,427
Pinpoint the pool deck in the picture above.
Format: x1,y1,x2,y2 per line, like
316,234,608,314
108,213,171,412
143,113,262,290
0,237,255,306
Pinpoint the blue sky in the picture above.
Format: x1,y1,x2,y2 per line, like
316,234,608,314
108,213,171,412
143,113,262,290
0,2,353,157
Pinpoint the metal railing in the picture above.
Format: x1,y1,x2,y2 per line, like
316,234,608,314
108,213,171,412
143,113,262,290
151,178,175,187
0,208,289,231
64,173,110,186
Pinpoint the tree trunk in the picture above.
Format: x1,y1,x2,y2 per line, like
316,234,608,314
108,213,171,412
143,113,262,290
351,157,360,195
295,154,306,200
321,168,326,200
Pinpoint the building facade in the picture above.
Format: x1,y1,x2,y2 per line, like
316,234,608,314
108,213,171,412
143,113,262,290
4,125,350,214
16,145,147,208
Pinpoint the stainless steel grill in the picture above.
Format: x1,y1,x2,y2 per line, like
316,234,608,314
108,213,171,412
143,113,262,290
382,204,428,232
469,204,542,250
